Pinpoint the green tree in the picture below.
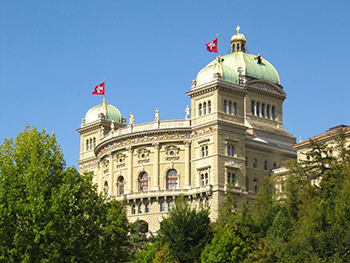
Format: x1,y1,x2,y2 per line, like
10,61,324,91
156,196,212,263
0,126,129,263
201,225,248,263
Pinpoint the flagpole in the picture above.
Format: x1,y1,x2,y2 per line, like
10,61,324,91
216,33,219,58
104,77,106,102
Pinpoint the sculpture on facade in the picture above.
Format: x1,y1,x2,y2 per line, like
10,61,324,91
155,108,160,122
185,105,191,119
129,112,135,127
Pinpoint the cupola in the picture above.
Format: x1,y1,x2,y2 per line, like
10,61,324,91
230,26,246,53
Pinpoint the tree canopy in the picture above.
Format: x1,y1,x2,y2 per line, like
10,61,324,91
0,126,129,263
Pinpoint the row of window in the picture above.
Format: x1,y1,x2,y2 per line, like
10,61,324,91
115,169,179,195
198,101,212,116
251,101,275,120
247,158,277,170
223,100,237,115
131,201,174,214
86,137,96,151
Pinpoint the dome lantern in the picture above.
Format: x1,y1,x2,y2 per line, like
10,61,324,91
231,26,247,53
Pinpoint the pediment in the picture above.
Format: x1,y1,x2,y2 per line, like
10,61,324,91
246,80,286,96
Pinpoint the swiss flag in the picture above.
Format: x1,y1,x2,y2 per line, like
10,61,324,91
205,38,218,53
92,82,105,95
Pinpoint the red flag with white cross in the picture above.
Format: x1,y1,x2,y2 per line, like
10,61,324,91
92,82,105,95
205,38,218,53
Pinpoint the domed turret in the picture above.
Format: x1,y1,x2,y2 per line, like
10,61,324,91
231,26,246,52
196,56,238,86
193,26,280,86
85,98,122,124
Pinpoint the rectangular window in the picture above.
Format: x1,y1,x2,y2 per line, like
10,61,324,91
253,159,257,168
160,201,165,212
227,172,235,184
227,145,235,156
224,100,227,113
264,161,267,170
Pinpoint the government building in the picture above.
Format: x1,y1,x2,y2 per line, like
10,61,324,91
77,27,296,232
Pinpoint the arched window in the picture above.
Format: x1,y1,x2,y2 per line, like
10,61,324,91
160,201,166,212
224,100,227,113
203,102,207,115
93,137,96,148
251,101,255,115
205,145,208,156
264,161,267,170
253,159,257,168
199,103,202,116
89,138,93,150
103,181,109,195
145,202,150,213
208,101,211,113
228,101,232,114
237,43,240,51
233,102,237,115
86,140,89,151
167,169,178,190
256,102,260,116
139,172,148,192
271,106,275,120
117,176,125,195
266,105,270,119
261,103,265,117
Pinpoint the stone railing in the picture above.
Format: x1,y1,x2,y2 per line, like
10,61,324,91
102,119,191,141
111,184,212,202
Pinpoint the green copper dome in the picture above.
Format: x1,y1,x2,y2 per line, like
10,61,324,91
196,60,238,86
195,27,280,86
85,98,122,124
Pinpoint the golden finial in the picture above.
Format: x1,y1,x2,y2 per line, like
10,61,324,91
236,26,240,34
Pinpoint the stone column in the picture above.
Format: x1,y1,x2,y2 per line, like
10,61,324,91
98,161,103,194
126,147,133,193
152,142,160,190
108,153,114,196
184,141,191,189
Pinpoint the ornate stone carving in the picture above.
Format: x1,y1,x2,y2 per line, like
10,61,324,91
154,108,160,123
185,105,191,119
137,148,150,163
102,158,109,174
248,82,283,95
129,112,134,127
152,142,160,149
165,145,180,160
115,153,126,168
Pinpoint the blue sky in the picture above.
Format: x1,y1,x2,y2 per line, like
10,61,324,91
1,0,349,168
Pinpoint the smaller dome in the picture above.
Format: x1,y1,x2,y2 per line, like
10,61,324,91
196,59,238,86
85,98,122,124
230,26,246,43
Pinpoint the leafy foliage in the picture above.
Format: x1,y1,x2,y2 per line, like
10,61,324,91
0,126,129,263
